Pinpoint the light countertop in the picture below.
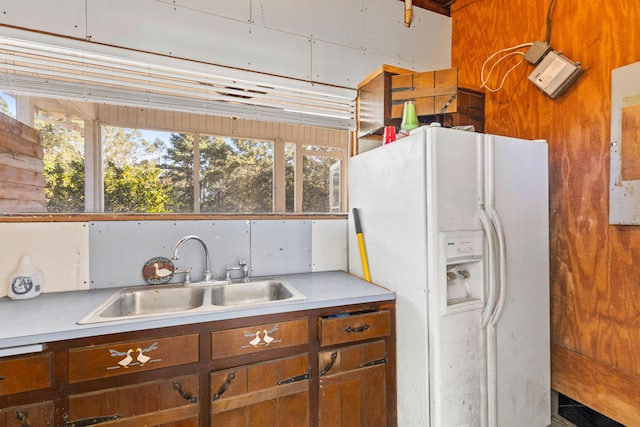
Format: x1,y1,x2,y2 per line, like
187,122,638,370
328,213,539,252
0,271,394,351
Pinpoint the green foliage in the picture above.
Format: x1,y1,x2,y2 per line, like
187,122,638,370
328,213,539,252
162,133,194,213
302,155,332,212
39,121,85,212
198,136,273,213
44,157,85,212
104,161,170,213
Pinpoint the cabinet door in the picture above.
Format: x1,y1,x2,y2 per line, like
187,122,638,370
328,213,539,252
66,374,199,427
211,353,310,427
0,401,53,426
318,340,387,427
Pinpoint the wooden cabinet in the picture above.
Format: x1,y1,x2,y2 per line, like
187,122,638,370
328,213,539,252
319,341,387,427
0,401,53,426
356,65,485,152
69,334,199,383
211,354,310,426
0,300,396,427
66,374,199,426
319,310,390,347
211,318,307,360
0,353,51,396
318,311,392,427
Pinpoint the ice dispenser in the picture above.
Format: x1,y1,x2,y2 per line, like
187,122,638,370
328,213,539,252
442,230,484,314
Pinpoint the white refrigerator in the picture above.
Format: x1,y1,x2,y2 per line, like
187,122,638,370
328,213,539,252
348,126,550,427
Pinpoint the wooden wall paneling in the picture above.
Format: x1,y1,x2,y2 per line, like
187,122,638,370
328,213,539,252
0,114,46,213
451,0,640,423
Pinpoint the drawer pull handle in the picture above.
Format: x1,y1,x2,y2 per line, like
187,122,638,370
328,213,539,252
320,352,338,376
277,368,311,385
15,411,31,427
359,355,387,368
62,414,120,427
173,381,198,403
213,371,236,401
345,324,370,333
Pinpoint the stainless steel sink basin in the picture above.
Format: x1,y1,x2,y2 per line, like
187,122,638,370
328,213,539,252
77,278,305,324
210,279,305,307
78,285,206,324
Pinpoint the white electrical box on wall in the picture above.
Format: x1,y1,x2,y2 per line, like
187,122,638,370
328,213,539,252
610,62,640,224
528,51,583,98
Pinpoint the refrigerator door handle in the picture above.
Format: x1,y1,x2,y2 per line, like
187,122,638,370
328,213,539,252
488,205,507,326
479,208,498,328
478,134,498,329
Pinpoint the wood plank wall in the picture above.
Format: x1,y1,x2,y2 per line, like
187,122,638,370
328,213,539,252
0,113,45,212
96,104,349,148
451,1,640,424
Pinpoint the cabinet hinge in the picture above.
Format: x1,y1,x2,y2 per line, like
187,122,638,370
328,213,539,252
276,367,312,385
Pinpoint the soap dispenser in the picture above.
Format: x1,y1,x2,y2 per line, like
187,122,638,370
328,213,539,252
8,255,43,300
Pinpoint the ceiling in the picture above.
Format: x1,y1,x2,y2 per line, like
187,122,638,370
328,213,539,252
402,0,456,16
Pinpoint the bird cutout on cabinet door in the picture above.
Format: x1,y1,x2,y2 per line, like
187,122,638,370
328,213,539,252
108,349,134,368
108,342,160,370
136,348,151,365
241,325,281,349
244,330,262,347
262,330,274,344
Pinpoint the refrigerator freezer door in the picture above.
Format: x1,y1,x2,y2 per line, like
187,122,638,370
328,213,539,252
490,135,550,426
348,131,431,426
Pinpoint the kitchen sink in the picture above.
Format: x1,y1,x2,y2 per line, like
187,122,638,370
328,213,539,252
77,278,305,324
210,279,305,307
78,285,206,324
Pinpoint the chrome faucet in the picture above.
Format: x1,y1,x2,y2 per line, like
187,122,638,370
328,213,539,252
171,235,212,283
225,261,249,283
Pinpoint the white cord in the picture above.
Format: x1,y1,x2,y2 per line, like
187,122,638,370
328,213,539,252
480,42,533,92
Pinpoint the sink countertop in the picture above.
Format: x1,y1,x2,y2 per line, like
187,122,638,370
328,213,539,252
0,271,394,350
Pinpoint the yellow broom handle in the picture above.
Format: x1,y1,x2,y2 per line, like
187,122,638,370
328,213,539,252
352,208,371,282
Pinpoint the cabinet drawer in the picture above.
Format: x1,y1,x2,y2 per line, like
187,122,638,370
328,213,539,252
319,311,390,347
0,353,51,395
69,334,199,383
211,318,308,360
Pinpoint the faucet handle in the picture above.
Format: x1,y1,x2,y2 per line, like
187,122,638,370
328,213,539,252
239,261,249,282
174,269,191,285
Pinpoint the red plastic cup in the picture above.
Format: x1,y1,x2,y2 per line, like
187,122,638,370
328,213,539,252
383,126,396,144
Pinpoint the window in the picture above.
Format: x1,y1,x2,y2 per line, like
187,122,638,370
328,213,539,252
30,99,348,214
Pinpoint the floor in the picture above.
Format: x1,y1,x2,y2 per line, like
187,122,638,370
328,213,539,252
557,395,625,427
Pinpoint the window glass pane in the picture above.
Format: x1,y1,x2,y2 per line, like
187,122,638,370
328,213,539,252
199,135,273,213
301,145,344,154
0,92,16,118
102,126,183,213
162,132,194,213
302,155,340,212
38,119,85,213
285,143,295,212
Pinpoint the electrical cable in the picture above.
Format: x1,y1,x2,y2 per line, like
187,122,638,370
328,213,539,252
480,43,532,92
545,0,555,44
478,0,557,94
